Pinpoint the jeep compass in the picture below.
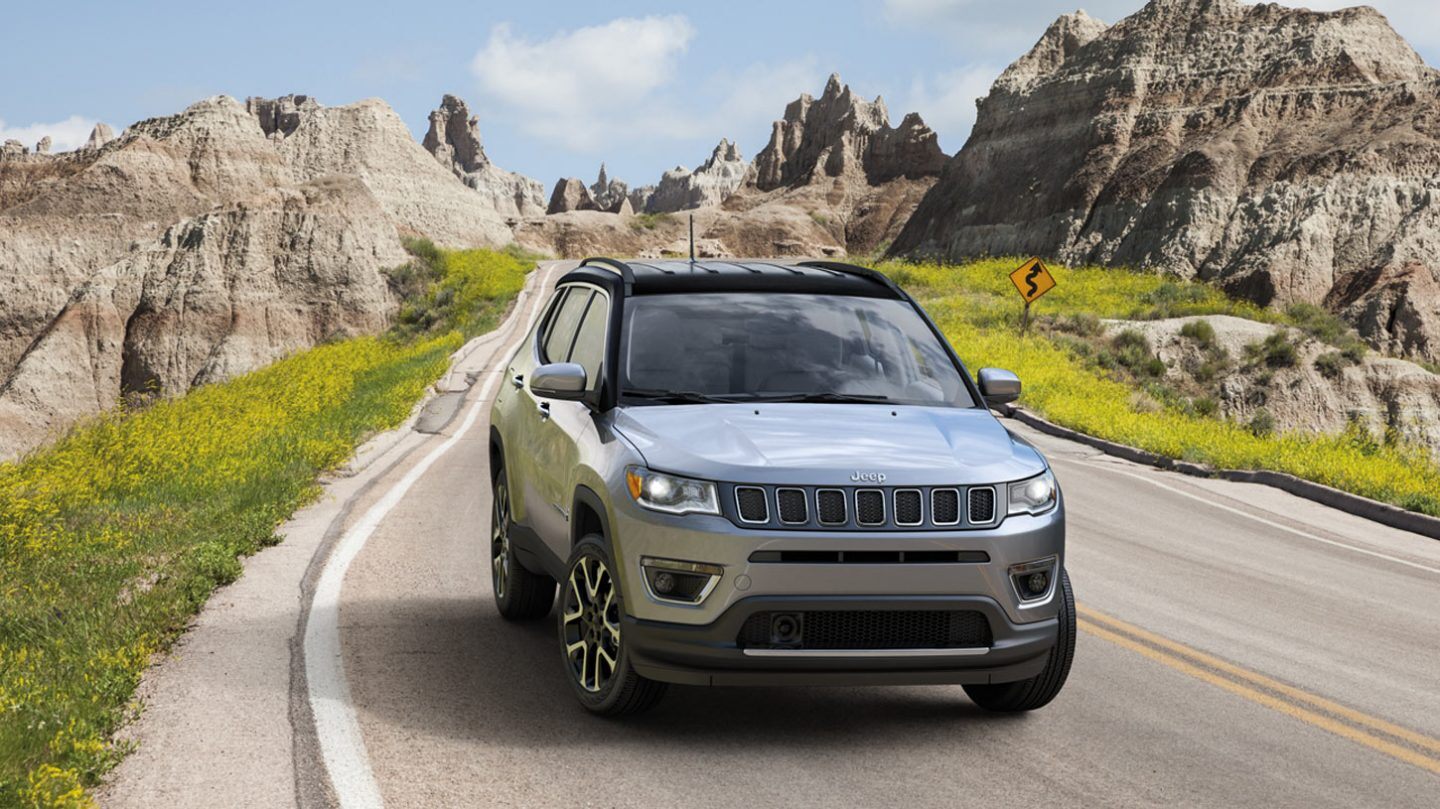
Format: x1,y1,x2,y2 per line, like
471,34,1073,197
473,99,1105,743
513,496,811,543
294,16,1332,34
488,258,1073,715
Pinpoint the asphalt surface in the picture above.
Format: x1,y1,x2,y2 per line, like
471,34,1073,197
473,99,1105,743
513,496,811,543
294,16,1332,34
103,261,1440,808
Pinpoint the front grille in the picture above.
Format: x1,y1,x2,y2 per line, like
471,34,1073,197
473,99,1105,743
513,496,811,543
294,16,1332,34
932,489,960,525
735,486,769,523
737,610,992,650
776,488,808,524
855,490,885,526
893,489,923,526
968,487,996,523
722,483,1007,530
816,490,847,525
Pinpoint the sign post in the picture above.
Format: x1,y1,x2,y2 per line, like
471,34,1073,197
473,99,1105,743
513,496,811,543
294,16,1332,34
1008,257,1057,334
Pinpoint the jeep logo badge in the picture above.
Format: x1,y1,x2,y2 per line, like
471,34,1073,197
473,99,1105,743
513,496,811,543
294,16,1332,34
851,471,887,484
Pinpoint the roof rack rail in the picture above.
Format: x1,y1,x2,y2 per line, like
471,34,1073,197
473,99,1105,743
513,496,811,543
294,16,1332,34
796,260,897,292
579,256,636,286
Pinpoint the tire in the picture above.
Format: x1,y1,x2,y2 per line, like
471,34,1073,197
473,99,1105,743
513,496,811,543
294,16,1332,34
558,535,667,716
963,569,1076,713
490,461,555,620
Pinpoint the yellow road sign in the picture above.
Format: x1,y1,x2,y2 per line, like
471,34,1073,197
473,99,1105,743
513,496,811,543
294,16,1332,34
1010,257,1056,304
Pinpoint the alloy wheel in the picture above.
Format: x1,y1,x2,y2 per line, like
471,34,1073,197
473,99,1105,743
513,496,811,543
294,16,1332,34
561,555,621,692
491,480,510,599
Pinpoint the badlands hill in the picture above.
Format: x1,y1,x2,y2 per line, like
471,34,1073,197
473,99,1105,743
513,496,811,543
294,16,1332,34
893,0,1440,365
514,74,947,258
0,94,530,460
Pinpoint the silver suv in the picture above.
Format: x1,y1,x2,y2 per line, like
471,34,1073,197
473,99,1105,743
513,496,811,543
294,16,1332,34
489,258,1073,715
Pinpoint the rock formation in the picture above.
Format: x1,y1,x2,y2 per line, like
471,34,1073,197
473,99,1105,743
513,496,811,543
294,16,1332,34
589,164,630,213
34,136,51,155
0,93,520,460
1,140,24,158
84,122,114,149
893,0,1440,364
422,94,546,218
520,74,947,258
753,74,945,189
1111,315,1440,459
715,74,947,256
247,94,512,246
546,177,598,214
643,139,748,213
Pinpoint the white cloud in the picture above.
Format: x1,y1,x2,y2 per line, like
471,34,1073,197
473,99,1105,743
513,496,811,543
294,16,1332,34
471,16,696,150
902,65,1002,151
0,115,102,153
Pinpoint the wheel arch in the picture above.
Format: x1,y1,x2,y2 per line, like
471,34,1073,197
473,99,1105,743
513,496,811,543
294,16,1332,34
571,485,611,548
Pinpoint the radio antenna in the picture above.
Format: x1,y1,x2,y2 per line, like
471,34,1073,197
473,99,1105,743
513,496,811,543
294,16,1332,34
688,213,696,263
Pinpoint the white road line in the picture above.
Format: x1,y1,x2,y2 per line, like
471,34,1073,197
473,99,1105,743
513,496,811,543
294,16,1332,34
303,265,556,809
1060,457,1440,576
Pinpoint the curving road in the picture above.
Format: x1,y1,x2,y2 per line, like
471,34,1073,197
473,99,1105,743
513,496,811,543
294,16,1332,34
103,261,1440,808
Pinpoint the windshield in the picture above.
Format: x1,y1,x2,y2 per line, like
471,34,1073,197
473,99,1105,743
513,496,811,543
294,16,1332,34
619,292,975,407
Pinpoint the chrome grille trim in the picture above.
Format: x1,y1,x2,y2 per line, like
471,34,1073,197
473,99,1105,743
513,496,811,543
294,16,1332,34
775,487,809,525
892,488,924,526
815,488,848,526
734,486,770,524
854,489,886,526
931,488,961,526
967,485,998,525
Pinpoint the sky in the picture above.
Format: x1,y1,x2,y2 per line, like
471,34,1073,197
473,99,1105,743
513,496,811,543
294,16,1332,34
1,0,1435,188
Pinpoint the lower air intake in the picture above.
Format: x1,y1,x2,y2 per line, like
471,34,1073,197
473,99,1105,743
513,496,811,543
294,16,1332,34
737,610,992,650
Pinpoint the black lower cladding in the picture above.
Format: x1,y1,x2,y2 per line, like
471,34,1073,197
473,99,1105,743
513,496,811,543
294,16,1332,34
737,609,992,650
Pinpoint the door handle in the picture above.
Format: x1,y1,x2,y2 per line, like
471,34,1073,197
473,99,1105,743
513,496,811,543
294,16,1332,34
537,401,551,421
511,373,524,389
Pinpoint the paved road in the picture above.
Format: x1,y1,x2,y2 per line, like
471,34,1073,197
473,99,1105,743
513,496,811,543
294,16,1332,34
104,261,1440,808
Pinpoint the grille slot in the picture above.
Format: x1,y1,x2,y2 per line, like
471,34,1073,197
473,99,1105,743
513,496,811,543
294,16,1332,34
735,486,769,523
893,489,923,526
776,488,809,524
816,489,848,525
748,550,991,564
737,610,992,650
854,489,885,526
968,486,997,524
931,489,961,525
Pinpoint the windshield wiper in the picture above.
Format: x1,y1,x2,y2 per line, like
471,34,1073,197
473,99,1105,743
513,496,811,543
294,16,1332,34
747,392,892,404
621,388,744,404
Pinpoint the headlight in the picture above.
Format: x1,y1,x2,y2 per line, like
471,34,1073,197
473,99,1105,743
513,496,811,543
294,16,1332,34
625,466,720,515
1007,470,1058,516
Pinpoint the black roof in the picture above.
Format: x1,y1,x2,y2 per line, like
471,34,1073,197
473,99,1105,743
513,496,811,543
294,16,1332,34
559,258,900,298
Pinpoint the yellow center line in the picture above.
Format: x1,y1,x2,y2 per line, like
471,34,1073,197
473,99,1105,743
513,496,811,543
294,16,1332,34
1078,605,1440,757
1075,607,1440,777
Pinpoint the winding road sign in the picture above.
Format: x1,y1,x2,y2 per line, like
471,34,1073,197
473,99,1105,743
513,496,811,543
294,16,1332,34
1010,257,1056,303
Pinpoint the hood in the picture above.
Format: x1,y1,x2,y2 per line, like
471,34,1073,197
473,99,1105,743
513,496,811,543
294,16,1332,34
611,403,1046,486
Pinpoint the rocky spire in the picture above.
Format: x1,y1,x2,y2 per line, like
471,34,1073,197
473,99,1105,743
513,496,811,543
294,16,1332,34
84,123,114,150
752,73,945,190
422,94,489,174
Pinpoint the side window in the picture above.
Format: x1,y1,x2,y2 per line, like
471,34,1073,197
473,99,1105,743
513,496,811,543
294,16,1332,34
542,287,592,363
568,293,609,393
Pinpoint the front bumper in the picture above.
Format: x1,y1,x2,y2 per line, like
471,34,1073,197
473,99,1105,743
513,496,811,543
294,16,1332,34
625,594,1058,686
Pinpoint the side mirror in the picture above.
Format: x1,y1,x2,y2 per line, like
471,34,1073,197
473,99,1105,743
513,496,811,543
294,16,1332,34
977,367,1021,406
530,362,587,401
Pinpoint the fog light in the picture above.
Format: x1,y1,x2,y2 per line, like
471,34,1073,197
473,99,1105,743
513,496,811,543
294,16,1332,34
1009,556,1058,604
640,557,723,604
1025,571,1048,596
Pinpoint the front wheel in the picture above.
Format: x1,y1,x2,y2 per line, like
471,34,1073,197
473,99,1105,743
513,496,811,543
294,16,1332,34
558,535,667,716
963,569,1075,712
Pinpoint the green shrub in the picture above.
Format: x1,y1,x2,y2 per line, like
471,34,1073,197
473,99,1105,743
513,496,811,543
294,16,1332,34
1314,350,1354,379
1179,318,1217,347
628,212,672,231
1247,408,1277,437
1246,332,1298,368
